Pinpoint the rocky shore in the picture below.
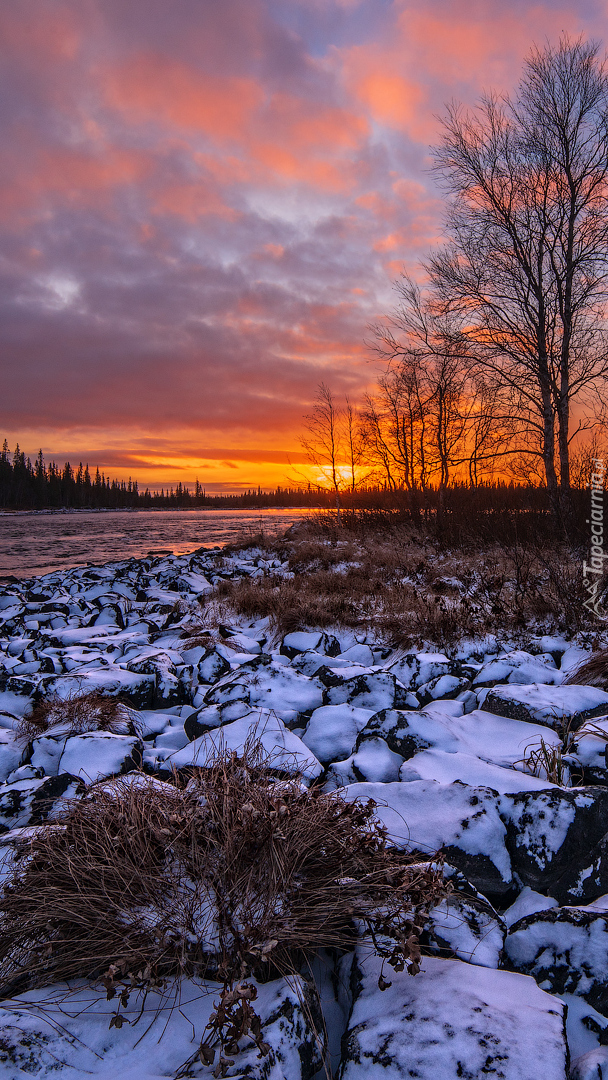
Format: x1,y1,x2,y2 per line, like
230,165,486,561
0,542,607,1079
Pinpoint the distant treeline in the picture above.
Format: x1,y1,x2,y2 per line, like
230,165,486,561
0,440,588,522
0,441,335,510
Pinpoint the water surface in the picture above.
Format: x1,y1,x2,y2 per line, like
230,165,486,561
0,508,314,579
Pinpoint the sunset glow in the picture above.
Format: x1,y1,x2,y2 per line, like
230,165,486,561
1,0,604,490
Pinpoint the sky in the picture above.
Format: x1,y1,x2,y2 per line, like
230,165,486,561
2,0,607,491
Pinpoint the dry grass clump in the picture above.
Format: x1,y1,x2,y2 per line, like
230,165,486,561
564,648,608,689
16,691,139,741
0,742,444,1072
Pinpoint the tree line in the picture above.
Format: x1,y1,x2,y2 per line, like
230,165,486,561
0,441,343,510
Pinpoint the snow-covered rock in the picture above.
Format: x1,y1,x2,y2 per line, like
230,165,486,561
482,684,608,731
167,708,323,782
0,729,24,782
400,747,560,792
500,787,608,904
301,704,373,765
324,672,415,712
505,907,608,1013
343,780,513,896
59,732,143,783
0,974,323,1080
338,950,568,1079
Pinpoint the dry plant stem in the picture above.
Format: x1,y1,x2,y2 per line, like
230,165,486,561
0,740,445,1073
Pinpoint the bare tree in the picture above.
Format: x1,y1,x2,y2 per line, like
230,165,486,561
428,36,608,529
368,279,515,516
300,383,343,516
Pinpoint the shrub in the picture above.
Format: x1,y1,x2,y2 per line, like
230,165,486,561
0,741,444,1072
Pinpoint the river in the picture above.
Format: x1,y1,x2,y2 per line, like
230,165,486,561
0,507,315,579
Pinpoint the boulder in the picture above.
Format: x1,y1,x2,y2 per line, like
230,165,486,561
205,662,324,728
0,729,25,783
325,673,415,712
0,772,82,831
338,950,567,1079
167,709,323,783
425,889,505,968
0,974,323,1080
482,684,608,732
280,630,340,659
301,704,374,765
499,787,608,904
343,780,513,897
505,906,608,1014
386,651,467,692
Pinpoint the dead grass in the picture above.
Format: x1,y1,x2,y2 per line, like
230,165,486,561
0,741,445,1073
564,648,608,689
207,516,594,646
16,691,140,742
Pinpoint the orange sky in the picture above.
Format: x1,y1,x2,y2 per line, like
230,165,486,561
0,0,603,490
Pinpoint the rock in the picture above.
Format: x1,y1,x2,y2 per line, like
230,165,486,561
29,732,143,782
570,1048,608,1080
197,648,231,683
355,707,433,758
338,950,568,1079
499,787,608,904
417,673,471,704
482,684,608,732
205,662,324,727
280,630,340,659
343,780,513,897
502,886,558,928
44,668,156,709
473,650,562,687
400,748,560,793
386,651,466,692
325,673,415,712
561,993,608,1075
0,772,82,831
167,709,323,782
0,729,25,782
505,906,608,1014
349,738,405,783
356,705,562,771
301,704,374,765
0,974,323,1080
425,890,505,968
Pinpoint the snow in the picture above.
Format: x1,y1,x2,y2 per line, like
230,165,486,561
282,630,324,653
503,886,558,928
57,732,141,783
1,541,608,1075
0,975,319,1079
400,748,559,792
505,909,608,1005
483,684,608,728
167,709,323,781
